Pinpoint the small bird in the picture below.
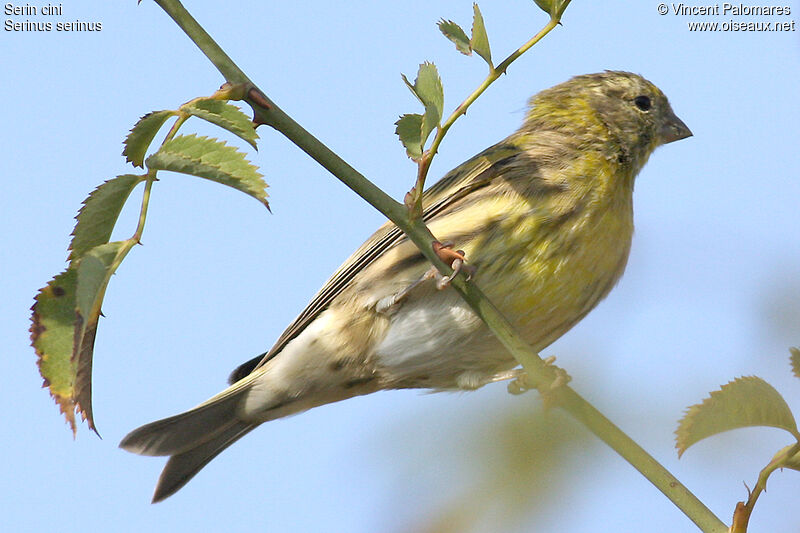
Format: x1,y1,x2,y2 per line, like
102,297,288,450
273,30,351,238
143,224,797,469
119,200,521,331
120,71,691,502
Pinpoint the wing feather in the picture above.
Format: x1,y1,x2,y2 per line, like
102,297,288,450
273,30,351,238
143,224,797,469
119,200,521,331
229,143,521,382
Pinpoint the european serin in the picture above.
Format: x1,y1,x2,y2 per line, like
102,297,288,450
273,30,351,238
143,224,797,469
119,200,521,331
120,70,692,502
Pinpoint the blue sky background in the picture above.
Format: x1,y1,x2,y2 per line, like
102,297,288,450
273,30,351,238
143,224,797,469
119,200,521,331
2,1,799,531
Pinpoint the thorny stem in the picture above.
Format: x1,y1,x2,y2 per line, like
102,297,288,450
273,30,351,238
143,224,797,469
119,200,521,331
149,2,728,531
131,112,188,246
731,441,800,532
132,177,155,245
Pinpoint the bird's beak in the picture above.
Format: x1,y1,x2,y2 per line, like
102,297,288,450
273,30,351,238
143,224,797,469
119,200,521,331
660,109,692,144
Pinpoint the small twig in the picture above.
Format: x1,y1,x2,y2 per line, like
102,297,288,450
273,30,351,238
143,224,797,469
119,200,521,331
731,441,800,532
408,16,561,217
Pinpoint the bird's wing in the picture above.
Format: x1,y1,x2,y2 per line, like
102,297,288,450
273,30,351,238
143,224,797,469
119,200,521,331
228,143,522,383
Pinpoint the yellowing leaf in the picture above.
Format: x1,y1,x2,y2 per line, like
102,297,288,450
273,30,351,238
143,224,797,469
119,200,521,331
31,269,80,434
32,242,128,435
676,376,799,457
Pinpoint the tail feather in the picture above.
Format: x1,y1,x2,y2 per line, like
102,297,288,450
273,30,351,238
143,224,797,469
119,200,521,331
119,391,245,457
151,421,256,503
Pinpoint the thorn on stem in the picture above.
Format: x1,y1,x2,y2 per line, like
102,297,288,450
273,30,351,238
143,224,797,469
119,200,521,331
248,87,271,110
404,187,417,211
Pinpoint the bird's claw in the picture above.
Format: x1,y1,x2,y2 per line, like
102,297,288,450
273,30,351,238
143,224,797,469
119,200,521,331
505,356,572,401
431,241,476,289
376,240,476,314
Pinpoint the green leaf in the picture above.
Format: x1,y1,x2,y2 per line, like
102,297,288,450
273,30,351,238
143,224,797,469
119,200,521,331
73,241,126,433
790,347,800,379
533,0,572,20
438,19,472,55
399,63,443,155
414,62,444,126
30,268,80,434
777,444,800,471
146,134,269,208
402,63,444,127
421,105,439,152
180,98,259,150
69,174,145,261
676,376,799,457
123,110,176,168
401,73,417,99
395,113,424,159
31,243,127,435
470,3,492,66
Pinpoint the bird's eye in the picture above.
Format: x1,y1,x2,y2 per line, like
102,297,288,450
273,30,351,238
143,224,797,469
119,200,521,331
634,95,652,111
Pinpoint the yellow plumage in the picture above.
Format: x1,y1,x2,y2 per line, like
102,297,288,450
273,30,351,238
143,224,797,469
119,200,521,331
120,71,691,502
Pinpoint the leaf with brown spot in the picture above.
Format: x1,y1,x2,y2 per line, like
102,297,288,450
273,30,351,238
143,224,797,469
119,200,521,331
31,269,80,434
31,242,126,435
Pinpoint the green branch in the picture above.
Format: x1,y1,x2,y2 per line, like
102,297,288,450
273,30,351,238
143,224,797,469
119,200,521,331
149,1,728,531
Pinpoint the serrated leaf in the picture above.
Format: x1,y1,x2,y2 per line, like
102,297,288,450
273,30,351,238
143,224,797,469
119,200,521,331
30,243,125,435
533,0,572,19
790,347,800,379
438,19,471,55
401,63,444,128
69,174,144,261
180,98,259,150
676,376,799,457
395,113,424,159
30,268,80,435
73,241,126,434
123,110,176,168
421,105,439,151
414,62,444,126
146,134,269,208
401,73,417,99
470,4,492,66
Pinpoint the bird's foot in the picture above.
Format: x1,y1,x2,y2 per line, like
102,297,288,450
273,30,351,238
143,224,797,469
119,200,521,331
505,356,572,402
375,241,476,316
431,241,476,289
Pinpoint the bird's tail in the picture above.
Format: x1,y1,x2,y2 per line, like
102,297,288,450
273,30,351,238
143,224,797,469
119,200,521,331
119,380,256,503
